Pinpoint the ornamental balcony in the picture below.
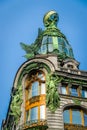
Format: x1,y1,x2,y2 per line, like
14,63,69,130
64,123,87,130
18,119,48,130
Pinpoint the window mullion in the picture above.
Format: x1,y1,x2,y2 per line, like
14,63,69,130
66,85,69,94
70,109,72,124
30,84,32,98
29,109,31,121
77,87,80,97
81,110,84,126
38,106,40,121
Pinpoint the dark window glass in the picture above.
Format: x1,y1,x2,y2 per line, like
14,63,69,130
71,86,78,96
58,37,62,43
69,48,73,57
64,47,68,54
58,44,62,52
58,38,64,52
67,64,73,69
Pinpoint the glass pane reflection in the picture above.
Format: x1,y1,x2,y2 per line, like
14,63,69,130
30,107,38,121
40,105,45,119
32,82,39,97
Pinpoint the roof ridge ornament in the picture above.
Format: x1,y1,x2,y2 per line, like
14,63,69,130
43,10,59,28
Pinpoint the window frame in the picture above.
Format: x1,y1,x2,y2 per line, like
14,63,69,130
60,84,69,95
25,71,46,100
82,87,87,98
70,85,78,97
25,70,46,124
26,105,46,122
60,84,87,98
61,84,69,95
63,107,87,126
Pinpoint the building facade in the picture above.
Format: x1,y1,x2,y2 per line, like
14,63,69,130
1,10,87,130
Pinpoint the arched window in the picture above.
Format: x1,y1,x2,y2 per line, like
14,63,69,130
63,106,87,126
25,70,45,99
25,70,46,126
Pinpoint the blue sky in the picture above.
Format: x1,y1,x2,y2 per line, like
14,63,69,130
0,0,87,127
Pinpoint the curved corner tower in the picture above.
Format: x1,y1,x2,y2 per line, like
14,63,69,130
2,11,87,130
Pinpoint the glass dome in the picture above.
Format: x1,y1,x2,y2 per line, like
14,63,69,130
20,10,74,60
38,35,74,58
38,10,74,59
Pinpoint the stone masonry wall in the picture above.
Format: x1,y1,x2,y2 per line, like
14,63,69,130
47,96,87,130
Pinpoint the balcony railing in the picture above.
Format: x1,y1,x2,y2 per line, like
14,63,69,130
18,119,48,130
64,123,87,130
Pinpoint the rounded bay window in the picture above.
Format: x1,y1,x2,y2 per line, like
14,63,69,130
25,70,46,127
25,70,45,99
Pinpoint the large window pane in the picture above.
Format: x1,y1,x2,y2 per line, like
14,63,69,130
58,44,63,52
72,109,81,124
82,88,87,98
42,36,48,44
71,87,78,96
40,44,47,54
40,105,45,119
48,43,53,52
84,113,87,126
32,81,39,97
85,91,87,98
30,107,38,121
48,36,53,43
41,83,45,94
63,110,70,123
61,86,67,94
52,37,58,50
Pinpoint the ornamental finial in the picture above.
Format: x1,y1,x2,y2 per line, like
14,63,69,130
43,10,59,28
